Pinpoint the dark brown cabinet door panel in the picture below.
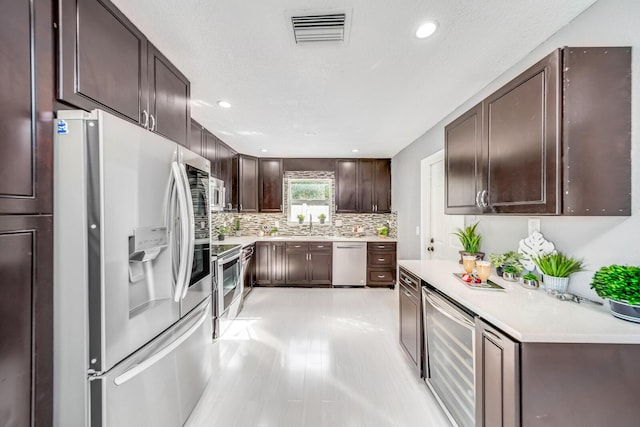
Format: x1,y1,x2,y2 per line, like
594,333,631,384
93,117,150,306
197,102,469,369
358,160,375,213
203,130,217,176
189,120,203,157
285,246,308,285
485,50,560,214
259,158,283,212
255,242,271,285
0,0,53,215
373,159,391,213
445,103,483,214
308,250,332,285
238,155,258,212
148,45,190,146
271,242,286,285
0,215,53,427
335,159,358,213
59,0,147,124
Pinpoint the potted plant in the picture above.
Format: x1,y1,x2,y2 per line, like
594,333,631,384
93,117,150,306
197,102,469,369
521,273,540,289
318,213,326,224
217,225,230,241
453,223,484,264
296,214,305,224
533,252,584,294
490,251,522,277
501,264,523,282
270,227,278,237
590,265,640,323
234,218,241,237
377,226,389,239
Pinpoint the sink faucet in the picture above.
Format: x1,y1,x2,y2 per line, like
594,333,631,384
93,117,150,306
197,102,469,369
309,214,313,235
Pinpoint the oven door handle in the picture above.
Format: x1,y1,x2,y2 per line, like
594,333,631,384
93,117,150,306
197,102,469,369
219,251,241,264
424,291,475,330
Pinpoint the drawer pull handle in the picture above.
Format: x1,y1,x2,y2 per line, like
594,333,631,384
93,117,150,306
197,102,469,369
403,291,412,297
378,258,385,261
377,275,386,278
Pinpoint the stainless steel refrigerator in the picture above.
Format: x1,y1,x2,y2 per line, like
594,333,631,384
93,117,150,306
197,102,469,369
54,110,212,426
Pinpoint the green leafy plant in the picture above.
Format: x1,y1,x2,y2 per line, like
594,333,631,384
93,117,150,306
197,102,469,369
296,214,306,221
318,213,326,221
453,223,481,253
522,273,539,281
490,251,523,272
378,227,388,236
234,218,241,231
533,252,584,278
218,225,230,235
590,265,640,305
270,227,278,234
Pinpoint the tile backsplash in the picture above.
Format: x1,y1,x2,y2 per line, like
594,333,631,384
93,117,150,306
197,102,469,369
211,170,396,238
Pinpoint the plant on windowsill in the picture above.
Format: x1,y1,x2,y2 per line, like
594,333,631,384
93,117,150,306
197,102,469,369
453,222,484,264
318,213,326,224
533,252,584,294
296,214,305,224
217,225,230,241
591,265,640,323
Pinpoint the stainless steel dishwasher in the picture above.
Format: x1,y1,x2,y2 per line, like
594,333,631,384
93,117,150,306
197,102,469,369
332,242,366,287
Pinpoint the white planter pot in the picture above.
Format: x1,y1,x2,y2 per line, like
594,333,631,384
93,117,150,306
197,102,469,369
543,275,570,294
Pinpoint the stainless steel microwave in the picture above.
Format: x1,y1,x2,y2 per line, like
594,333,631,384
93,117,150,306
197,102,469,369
210,177,225,211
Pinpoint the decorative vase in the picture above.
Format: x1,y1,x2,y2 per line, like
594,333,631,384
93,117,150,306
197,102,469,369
520,278,540,290
502,271,518,282
458,250,485,264
218,234,225,241
542,274,569,293
235,230,241,237
496,266,504,277
298,219,304,224
608,300,640,323
319,218,325,224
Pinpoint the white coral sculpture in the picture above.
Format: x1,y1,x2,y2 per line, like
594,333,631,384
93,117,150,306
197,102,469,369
518,231,556,272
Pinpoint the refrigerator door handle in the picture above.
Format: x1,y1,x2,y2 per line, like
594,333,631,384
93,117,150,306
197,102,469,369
113,300,210,386
178,162,195,300
171,162,191,302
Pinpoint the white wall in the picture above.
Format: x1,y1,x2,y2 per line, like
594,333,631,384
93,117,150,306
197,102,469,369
392,0,640,297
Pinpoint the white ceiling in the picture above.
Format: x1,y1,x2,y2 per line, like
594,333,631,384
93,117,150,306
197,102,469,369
111,0,598,158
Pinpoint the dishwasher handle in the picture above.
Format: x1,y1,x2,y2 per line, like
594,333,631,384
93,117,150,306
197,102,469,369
335,245,365,249
424,290,475,331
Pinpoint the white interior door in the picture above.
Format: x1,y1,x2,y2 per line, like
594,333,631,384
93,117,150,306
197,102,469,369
420,151,463,260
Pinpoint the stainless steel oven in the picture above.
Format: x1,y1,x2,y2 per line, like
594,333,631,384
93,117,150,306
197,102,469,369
211,244,243,337
422,286,477,427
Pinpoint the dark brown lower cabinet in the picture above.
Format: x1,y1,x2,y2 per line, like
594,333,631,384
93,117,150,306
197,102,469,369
284,242,332,286
255,242,285,286
0,215,53,427
398,268,421,376
475,318,519,427
475,318,640,427
367,242,397,287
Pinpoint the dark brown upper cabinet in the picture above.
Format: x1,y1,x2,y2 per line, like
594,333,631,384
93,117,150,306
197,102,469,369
189,119,204,158
236,155,258,213
58,0,190,147
203,129,217,175
337,159,391,213
445,47,631,216
335,159,358,213
445,104,484,214
0,0,53,215
216,140,236,210
259,158,283,212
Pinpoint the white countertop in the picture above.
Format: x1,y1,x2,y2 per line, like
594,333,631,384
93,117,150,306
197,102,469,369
214,235,397,247
399,259,640,344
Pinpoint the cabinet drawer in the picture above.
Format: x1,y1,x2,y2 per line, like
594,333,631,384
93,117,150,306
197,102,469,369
368,252,395,267
399,268,420,294
286,242,308,250
309,242,331,251
368,270,393,283
367,242,396,252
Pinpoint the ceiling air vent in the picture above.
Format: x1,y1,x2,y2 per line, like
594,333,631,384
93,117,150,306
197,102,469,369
291,13,346,43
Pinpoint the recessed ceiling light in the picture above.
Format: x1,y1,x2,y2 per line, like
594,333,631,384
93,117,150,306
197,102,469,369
260,149,268,153
416,21,438,39
352,149,359,153
217,100,231,109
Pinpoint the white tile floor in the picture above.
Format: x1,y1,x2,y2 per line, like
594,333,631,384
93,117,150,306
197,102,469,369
186,288,450,427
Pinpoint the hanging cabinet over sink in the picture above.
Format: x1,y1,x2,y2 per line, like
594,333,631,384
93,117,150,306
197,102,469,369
445,47,631,216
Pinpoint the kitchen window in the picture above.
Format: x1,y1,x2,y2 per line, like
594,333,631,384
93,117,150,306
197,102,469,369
288,179,331,223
